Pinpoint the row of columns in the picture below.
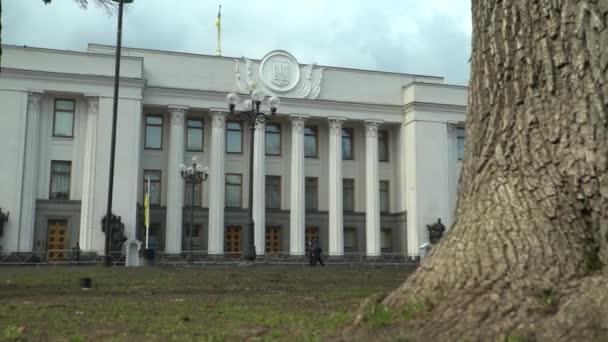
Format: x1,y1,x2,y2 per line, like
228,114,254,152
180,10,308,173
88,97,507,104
159,110,384,257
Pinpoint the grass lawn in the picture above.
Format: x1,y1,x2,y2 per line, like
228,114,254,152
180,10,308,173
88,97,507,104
0,265,413,341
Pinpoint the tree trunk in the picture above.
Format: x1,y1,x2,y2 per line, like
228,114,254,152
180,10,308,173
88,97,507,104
380,0,608,340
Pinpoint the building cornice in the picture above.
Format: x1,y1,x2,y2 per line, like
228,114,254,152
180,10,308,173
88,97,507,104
0,67,147,89
144,86,403,118
402,101,468,114
2,44,143,62
402,81,469,91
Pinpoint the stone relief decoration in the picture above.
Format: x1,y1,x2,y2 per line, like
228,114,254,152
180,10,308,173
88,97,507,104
235,50,324,100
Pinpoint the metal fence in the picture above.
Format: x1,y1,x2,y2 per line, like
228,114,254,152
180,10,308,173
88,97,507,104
0,249,420,267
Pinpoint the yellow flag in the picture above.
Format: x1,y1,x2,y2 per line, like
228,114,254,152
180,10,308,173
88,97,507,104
144,192,149,228
216,5,221,28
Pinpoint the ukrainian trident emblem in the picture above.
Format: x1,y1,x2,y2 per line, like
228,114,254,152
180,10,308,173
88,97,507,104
272,61,289,87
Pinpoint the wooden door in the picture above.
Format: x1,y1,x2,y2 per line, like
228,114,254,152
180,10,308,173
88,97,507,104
305,227,319,254
47,219,68,262
225,226,241,257
265,226,281,254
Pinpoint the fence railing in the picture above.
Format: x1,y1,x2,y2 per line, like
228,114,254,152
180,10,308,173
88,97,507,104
0,250,420,267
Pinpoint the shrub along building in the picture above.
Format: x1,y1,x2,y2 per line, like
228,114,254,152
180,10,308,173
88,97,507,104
0,44,467,260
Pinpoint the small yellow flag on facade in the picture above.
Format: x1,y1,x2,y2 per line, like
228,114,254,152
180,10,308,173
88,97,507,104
144,189,149,228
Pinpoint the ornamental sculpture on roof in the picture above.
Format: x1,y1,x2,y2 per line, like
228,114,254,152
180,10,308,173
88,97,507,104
235,50,324,99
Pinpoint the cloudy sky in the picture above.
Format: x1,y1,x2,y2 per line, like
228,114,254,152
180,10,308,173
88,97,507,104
4,0,471,85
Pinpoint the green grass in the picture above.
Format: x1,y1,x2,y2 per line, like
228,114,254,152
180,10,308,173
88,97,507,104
0,266,413,341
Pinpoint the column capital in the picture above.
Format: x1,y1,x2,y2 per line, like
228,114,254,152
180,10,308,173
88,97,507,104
210,110,228,128
328,117,346,136
364,120,383,138
168,105,189,113
290,115,308,133
168,105,188,123
254,121,266,131
27,92,44,106
85,97,99,115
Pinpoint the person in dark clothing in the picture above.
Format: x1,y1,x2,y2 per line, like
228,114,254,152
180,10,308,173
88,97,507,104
311,237,324,267
308,240,315,266
73,242,81,263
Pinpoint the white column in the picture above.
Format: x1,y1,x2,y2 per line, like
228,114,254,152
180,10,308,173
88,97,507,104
365,120,382,256
253,122,266,255
18,91,43,252
79,96,100,251
165,106,187,254
328,118,345,256
289,115,307,256
208,110,228,255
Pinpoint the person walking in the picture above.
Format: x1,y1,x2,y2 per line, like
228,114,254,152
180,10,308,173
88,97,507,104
73,242,81,264
311,237,324,267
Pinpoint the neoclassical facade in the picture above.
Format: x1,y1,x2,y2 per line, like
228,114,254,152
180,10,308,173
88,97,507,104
0,44,467,259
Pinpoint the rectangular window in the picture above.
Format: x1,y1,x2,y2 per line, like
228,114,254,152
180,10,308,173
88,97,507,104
184,182,202,206
342,128,354,160
265,123,281,156
343,178,355,212
182,224,202,250
145,115,163,149
378,130,389,161
344,228,356,250
226,174,242,208
143,170,162,205
186,119,204,151
304,126,318,158
53,99,75,137
379,180,389,213
305,177,318,210
457,127,465,160
381,229,392,250
49,161,71,200
226,121,243,153
265,176,281,209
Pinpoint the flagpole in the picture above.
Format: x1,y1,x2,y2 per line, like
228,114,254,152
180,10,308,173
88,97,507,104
145,176,150,249
216,5,222,56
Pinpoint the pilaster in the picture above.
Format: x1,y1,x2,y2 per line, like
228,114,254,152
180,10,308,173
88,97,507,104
79,96,100,251
18,91,43,252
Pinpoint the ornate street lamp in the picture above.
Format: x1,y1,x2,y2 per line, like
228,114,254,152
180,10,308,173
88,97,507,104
179,156,209,259
226,85,280,262
104,0,134,267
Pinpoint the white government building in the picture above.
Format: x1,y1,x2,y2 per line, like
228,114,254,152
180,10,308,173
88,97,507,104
0,43,467,260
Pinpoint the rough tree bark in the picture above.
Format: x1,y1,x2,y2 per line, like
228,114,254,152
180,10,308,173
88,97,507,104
374,0,608,340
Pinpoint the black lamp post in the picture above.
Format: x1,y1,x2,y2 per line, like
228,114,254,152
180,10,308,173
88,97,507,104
103,0,133,267
226,87,280,262
179,156,209,259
